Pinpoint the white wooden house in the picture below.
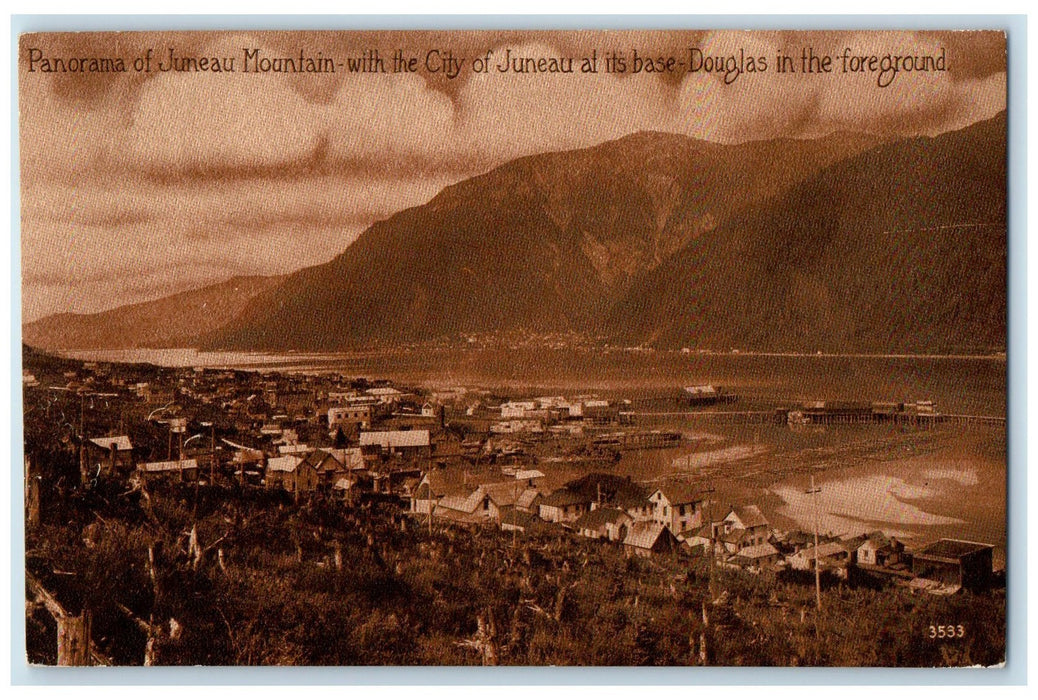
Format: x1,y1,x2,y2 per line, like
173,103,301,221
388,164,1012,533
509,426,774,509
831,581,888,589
648,483,704,535
721,505,771,548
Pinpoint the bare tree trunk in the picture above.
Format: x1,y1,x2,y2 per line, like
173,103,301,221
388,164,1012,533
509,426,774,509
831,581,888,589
143,626,158,666
146,543,162,665
147,544,160,599
188,525,202,571
333,541,343,571
477,608,499,666
57,611,91,666
28,573,107,666
26,476,40,529
699,599,710,666
117,602,169,666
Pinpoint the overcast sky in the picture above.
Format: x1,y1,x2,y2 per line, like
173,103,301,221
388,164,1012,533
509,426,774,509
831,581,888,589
19,30,1006,322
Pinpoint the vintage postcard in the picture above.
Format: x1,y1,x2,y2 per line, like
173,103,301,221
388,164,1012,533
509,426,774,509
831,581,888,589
19,29,1007,668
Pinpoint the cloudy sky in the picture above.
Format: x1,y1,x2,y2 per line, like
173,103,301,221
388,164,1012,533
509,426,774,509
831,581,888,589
19,30,1006,322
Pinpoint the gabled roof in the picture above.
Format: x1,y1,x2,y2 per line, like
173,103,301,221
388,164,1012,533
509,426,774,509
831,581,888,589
653,482,702,506
233,448,265,464
88,435,133,451
574,507,631,531
482,481,525,507
267,455,303,473
360,429,430,449
614,491,652,510
417,466,510,499
436,494,480,514
433,489,486,518
720,527,750,545
623,521,673,550
733,542,781,561
515,488,542,510
780,529,814,546
725,504,769,530
299,449,345,473
541,488,591,508
841,535,869,552
499,508,536,529
795,541,848,561
327,447,365,471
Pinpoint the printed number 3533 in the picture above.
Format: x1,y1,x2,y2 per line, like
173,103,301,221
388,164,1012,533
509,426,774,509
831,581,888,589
929,624,966,639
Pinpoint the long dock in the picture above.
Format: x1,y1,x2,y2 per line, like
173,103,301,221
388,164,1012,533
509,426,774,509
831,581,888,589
628,410,1004,428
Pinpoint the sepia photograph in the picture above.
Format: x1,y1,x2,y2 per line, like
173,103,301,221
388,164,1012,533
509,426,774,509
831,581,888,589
17,27,1008,669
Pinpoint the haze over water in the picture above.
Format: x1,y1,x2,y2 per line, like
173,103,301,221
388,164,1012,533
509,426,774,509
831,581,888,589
61,347,1006,416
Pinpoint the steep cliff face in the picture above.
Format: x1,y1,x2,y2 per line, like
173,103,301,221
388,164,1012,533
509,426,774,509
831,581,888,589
608,112,1007,353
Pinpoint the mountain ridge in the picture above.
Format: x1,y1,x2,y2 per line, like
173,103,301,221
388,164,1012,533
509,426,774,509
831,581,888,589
606,112,1007,353
24,274,284,351
201,127,887,351
23,115,1005,355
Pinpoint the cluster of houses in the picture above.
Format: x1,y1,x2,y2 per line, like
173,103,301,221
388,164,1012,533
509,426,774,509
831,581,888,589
78,427,437,504
406,467,996,593
30,356,996,596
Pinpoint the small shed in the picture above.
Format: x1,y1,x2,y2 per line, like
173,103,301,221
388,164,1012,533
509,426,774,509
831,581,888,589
623,521,680,558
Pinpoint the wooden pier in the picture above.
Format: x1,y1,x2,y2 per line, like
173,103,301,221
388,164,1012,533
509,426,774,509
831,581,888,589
629,410,1004,428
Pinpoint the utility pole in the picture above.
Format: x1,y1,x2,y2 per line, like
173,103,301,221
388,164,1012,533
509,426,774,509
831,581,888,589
699,487,716,600
78,392,87,486
700,487,716,666
806,476,822,611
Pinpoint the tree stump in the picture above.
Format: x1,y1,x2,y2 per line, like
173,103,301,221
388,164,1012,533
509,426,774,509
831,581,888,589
57,611,91,666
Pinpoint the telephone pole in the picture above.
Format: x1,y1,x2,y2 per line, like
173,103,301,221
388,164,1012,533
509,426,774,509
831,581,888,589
806,476,822,611
700,486,716,666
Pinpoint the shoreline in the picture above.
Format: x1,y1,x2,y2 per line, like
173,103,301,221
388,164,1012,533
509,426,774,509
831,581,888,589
49,345,1010,366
